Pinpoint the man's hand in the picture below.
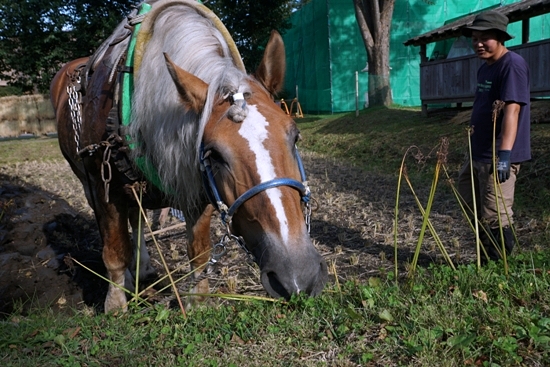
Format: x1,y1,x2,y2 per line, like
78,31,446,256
496,150,511,183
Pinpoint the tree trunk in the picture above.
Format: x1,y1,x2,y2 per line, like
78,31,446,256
353,0,395,107
368,43,392,106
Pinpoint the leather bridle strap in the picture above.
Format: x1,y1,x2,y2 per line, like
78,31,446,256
225,178,309,222
200,143,311,225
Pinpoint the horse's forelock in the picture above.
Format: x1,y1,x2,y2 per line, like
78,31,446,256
128,3,248,210
225,84,252,123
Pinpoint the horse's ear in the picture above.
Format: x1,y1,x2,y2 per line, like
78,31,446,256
164,53,208,112
255,30,285,95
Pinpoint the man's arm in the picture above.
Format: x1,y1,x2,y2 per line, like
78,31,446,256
500,102,520,150
495,102,521,182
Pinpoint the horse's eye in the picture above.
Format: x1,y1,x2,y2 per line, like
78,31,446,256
208,149,228,169
208,149,221,161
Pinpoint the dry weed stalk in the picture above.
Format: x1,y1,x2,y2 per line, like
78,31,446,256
394,139,456,279
226,276,238,293
130,184,186,317
68,256,151,308
220,266,229,277
489,100,516,274
71,183,276,314
328,259,341,293
441,164,492,263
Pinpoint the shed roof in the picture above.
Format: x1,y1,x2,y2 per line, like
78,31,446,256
404,0,550,46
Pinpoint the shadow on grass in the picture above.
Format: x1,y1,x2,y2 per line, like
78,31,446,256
42,213,108,313
0,174,107,315
299,106,469,137
294,116,325,124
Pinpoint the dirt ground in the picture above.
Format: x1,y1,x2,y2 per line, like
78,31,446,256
1,104,548,316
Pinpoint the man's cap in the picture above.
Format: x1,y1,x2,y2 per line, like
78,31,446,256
462,10,514,41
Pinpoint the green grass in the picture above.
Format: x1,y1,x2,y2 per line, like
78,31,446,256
0,137,62,165
3,106,550,366
2,255,550,366
0,86,23,97
297,106,467,177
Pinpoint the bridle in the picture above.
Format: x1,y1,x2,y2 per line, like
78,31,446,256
199,122,313,263
200,142,312,229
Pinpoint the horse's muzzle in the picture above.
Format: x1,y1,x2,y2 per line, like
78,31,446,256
254,239,328,299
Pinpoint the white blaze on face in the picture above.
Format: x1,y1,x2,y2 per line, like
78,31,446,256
238,104,289,243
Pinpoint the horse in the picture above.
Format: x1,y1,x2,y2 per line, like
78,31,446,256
50,0,327,313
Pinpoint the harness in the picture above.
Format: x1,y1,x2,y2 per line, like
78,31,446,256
68,3,161,201
200,143,312,230
199,141,312,262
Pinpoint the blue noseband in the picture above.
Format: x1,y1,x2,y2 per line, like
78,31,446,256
200,143,311,226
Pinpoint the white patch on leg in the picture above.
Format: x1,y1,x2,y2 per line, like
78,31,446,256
184,269,209,310
105,271,128,313
238,105,289,243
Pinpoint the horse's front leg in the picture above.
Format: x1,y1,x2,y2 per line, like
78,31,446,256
186,204,215,303
96,200,134,313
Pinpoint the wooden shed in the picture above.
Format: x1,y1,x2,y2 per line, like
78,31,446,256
404,0,550,116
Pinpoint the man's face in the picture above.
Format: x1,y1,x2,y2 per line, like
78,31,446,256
471,30,505,63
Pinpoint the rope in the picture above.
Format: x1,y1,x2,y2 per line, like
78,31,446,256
128,13,148,26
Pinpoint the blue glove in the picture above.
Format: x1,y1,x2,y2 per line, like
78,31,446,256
496,150,511,183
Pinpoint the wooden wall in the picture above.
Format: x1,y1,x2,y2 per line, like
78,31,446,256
420,39,550,115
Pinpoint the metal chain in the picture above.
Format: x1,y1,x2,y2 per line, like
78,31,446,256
66,69,83,153
305,201,312,234
179,232,250,295
101,145,112,202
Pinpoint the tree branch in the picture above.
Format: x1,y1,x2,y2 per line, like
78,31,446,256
369,0,381,42
353,0,374,58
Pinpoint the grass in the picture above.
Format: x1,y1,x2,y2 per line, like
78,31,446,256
2,256,550,366
0,138,62,165
296,106,466,178
2,105,550,366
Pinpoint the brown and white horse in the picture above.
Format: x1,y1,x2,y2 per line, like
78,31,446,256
50,0,327,312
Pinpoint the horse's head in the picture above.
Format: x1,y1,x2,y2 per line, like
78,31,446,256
164,31,328,298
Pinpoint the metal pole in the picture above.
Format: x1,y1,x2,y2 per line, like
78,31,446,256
355,71,359,117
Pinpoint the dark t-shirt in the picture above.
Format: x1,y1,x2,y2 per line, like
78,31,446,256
470,51,531,163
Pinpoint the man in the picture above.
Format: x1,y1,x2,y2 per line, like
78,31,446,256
458,10,531,262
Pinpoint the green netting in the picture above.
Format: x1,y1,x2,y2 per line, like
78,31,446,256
283,0,550,112
285,0,330,113
284,0,367,114
327,1,369,113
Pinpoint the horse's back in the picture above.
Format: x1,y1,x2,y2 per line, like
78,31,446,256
50,57,90,168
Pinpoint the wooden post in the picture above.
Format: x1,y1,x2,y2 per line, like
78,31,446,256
420,44,428,63
522,18,530,44
420,44,428,116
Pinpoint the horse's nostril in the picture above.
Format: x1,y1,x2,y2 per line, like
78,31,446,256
265,271,291,299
